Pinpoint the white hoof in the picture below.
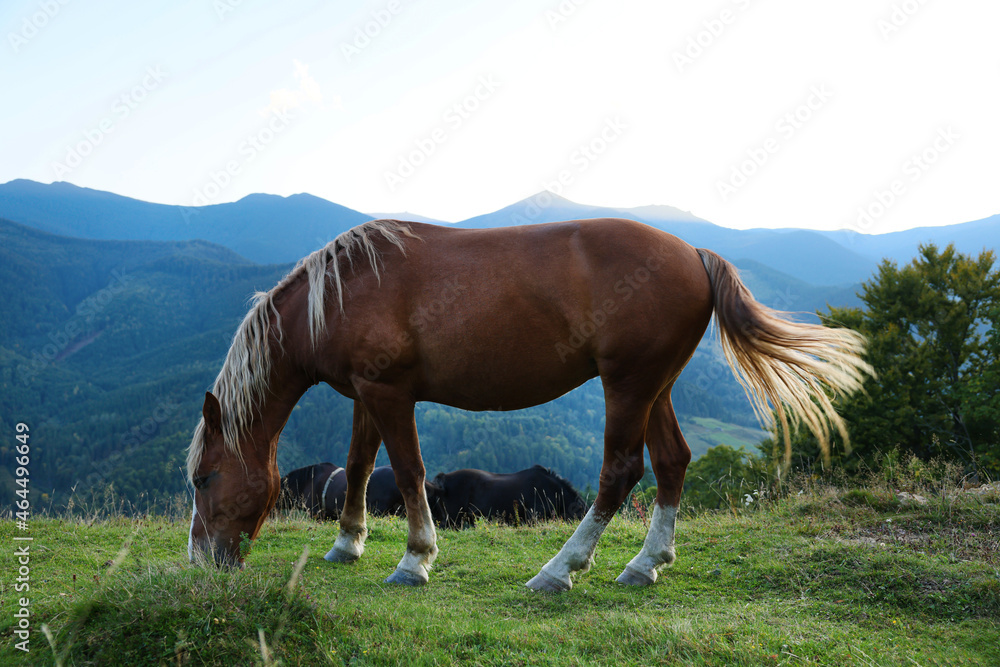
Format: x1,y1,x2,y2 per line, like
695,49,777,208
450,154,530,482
525,569,571,592
385,568,428,586
615,565,657,586
324,546,360,563
325,530,365,563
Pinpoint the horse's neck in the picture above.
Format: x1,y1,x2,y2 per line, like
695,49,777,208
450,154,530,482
252,347,313,456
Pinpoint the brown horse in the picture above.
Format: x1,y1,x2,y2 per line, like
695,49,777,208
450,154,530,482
187,218,870,589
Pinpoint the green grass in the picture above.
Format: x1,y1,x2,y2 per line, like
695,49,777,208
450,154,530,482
2,484,998,666
680,417,768,459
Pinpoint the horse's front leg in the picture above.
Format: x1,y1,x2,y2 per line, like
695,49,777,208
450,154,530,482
385,465,438,585
325,400,381,563
360,391,437,585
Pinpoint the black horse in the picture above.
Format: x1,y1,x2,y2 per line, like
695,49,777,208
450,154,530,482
279,463,434,520
431,465,588,527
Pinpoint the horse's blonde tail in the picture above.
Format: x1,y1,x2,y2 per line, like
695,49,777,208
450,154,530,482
696,248,874,464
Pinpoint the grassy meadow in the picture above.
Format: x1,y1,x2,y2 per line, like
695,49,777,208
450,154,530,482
1,472,998,666
678,417,768,459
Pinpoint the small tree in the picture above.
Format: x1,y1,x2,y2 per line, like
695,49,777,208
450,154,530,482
781,243,1000,475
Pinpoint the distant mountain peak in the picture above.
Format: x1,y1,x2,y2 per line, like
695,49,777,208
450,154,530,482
501,191,709,225
0,179,372,264
516,190,585,208
464,190,709,227
235,192,286,203
286,192,334,204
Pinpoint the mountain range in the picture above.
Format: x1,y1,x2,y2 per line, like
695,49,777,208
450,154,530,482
3,179,996,286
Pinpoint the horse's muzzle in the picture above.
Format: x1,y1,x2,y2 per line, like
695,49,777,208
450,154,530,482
189,536,244,569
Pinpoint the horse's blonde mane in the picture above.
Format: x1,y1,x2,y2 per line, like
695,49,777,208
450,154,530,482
186,219,416,481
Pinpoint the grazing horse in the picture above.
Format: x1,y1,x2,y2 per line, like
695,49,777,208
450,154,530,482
187,218,870,589
431,465,588,527
279,463,440,520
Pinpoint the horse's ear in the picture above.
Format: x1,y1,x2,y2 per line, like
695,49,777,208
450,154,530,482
202,392,223,435
432,472,447,492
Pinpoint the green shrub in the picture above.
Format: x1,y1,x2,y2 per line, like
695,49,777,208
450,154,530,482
681,444,769,512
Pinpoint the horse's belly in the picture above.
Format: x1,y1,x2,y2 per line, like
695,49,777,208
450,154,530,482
415,343,597,412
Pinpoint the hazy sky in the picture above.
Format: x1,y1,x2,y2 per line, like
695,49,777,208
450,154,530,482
2,0,997,232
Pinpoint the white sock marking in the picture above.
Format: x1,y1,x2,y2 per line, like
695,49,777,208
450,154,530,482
536,506,610,586
393,501,438,579
622,504,678,582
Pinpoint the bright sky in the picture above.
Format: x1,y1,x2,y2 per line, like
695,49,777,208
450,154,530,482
1,0,997,232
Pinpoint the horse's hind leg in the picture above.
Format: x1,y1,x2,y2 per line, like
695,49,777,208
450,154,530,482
325,400,382,563
616,390,690,586
526,388,650,591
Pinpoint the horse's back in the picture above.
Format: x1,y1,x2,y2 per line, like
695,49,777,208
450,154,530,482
436,466,582,524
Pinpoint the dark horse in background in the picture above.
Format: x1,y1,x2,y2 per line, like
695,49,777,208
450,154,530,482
278,463,437,520
432,465,588,527
277,462,343,517
279,463,585,528
187,218,870,590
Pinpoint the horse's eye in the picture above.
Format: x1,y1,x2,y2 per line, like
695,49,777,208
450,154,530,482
192,472,215,489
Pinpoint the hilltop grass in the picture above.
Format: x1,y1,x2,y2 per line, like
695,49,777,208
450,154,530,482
2,482,998,666
680,417,767,459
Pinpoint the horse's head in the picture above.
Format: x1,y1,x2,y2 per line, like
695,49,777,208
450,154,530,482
188,392,281,567
540,466,588,520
